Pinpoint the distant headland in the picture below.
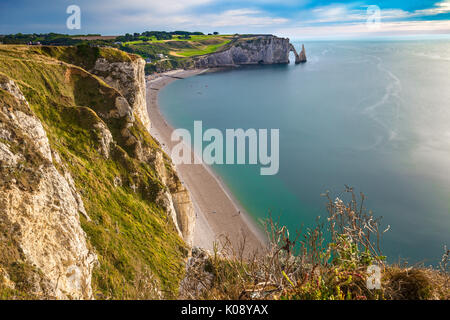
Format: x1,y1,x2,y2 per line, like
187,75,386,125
0,31,307,73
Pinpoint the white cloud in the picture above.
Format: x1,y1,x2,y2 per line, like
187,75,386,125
311,5,356,23
294,1,450,26
277,20,450,39
86,0,213,15
199,9,289,27
298,4,412,24
84,2,288,32
78,0,450,36
278,2,450,39
414,0,450,16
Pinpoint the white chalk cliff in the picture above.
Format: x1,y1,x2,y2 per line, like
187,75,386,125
90,56,196,247
193,35,307,67
0,47,196,299
0,77,97,299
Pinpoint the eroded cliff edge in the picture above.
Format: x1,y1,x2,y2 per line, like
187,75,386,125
84,49,196,248
0,76,97,299
193,35,306,68
0,45,195,299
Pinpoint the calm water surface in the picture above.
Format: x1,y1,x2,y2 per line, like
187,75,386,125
159,40,450,264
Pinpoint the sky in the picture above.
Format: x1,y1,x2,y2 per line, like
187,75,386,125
0,0,450,39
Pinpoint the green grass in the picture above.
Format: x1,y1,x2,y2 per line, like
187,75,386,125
123,35,231,45
121,35,232,60
114,34,236,74
174,40,232,57
0,45,187,299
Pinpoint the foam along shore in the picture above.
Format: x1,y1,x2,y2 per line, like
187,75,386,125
146,69,266,254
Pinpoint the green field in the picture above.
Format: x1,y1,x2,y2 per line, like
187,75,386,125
173,40,231,57
122,35,233,58
124,34,231,44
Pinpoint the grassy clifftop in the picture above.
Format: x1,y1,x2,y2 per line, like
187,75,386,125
118,35,234,73
0,45,187,299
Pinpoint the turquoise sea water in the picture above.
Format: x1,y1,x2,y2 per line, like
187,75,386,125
159,40,450,264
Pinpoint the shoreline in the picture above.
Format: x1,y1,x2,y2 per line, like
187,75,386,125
146,69,267,254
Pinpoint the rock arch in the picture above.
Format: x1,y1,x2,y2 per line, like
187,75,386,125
290,43,307,64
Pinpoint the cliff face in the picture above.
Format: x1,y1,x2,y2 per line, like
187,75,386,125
0,77,97,299
154,151,196,246
193,36,305,68
0,45,194,299
90,57,151,131
88,54,196,247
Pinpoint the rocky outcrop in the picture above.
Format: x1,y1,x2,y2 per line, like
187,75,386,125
154,150,196,246
91,57,151,131
179,247,214,298
298,44,307,63
93,121,113,159
92,55,196,247
193,35,306,68
0,78,97,299
290,43,307,64
289,44,301,64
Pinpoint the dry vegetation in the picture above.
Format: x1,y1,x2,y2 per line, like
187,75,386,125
181,187,449,300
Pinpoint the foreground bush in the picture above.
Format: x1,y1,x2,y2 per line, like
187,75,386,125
181,187,449,300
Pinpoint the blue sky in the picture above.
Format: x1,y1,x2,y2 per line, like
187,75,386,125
0,0,449,38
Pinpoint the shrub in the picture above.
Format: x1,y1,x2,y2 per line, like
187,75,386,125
181,187,448,300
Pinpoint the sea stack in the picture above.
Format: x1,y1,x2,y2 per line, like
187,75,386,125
298,44,307,63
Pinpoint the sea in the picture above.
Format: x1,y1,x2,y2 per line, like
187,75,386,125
159,39,450,265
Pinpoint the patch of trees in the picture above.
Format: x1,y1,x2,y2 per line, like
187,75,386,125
119,43,169,59
116,31,205,42
0,33,103,46
172,31,203,36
